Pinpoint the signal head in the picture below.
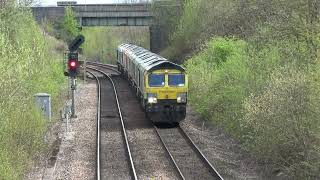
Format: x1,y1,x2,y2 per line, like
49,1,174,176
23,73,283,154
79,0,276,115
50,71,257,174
68,35,85,52
67,52,79,77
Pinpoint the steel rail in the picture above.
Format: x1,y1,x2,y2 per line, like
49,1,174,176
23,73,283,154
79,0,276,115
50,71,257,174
86,62,120,74
87,67,138,180
153,125,185,180
86,64,120,74
86,71,101,180
86,61,117,68
178,126,224,180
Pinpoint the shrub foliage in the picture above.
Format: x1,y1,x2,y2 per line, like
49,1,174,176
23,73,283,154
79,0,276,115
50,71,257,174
0,4,66,179
165,0,320,178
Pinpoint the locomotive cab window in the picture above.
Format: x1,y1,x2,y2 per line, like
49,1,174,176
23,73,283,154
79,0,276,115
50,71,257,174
149,74,165,87
169,74,185,87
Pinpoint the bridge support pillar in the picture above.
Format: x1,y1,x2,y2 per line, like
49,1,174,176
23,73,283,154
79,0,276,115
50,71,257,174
150,25,166,53
79,17,82,27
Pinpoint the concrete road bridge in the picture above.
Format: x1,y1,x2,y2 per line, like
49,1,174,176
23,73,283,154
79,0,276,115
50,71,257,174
32,3,163,52
32,3,152,26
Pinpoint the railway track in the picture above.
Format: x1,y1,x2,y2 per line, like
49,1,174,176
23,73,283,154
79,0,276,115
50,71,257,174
87,66,137,180
154,125,224,180
86,61,117,68
85,70,102,179
87,62,223,180
112,75,181,179
86,61,119,74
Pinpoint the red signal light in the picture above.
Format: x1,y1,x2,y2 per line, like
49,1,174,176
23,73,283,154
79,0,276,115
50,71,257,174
67,52,79,77
68,60,77,69
70,61,76,67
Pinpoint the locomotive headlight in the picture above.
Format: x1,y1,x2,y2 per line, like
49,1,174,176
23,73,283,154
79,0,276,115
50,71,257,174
147,93,157,104
177,93,187,103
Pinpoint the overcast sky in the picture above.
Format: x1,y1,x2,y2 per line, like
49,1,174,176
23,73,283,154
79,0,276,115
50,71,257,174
39,0,150,6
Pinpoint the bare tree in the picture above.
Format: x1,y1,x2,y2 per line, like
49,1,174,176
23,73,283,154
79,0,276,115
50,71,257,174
17,0,40,7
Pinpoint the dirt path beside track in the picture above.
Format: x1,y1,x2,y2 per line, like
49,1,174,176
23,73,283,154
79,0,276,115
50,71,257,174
24,81,97,180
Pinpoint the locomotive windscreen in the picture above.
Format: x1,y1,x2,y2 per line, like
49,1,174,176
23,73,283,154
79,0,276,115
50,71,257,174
148,74,165,87
168,74,185,87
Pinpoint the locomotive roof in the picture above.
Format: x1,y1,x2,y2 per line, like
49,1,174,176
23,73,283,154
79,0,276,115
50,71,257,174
118,43,185,72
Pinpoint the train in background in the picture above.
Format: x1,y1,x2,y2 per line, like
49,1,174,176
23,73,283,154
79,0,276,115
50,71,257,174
117,44,188,124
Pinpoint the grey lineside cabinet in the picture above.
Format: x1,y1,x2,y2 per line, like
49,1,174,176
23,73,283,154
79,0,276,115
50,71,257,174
34,93,52,121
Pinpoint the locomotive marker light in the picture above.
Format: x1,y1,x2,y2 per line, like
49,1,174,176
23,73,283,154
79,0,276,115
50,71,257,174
147,93,158,104
67,35,85,118
177,92,187,103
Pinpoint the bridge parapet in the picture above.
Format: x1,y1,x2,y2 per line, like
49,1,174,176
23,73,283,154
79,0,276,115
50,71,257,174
32,3,153,26
73,3,151,12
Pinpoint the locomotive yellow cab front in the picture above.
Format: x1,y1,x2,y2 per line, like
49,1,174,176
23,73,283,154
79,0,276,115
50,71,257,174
144,69,188,122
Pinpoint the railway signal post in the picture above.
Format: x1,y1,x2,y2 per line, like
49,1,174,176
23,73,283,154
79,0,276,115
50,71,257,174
66,35,85,118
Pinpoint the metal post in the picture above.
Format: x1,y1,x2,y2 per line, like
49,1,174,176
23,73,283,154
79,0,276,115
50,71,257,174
84,60,87,83
67,77,70,98
71,77,77,118
66,109,69,133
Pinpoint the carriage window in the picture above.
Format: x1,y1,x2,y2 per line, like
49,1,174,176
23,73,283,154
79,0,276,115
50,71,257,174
169,74,185,87
148,74,165,87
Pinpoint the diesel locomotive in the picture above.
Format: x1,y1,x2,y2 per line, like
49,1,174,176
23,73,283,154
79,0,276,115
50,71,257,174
116,44,188,123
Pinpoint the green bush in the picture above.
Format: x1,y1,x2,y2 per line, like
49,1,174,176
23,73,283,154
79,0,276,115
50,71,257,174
168,1,320,177
186,38,249,134
0,6,66,179
243,66,320,179
185,36,320,178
